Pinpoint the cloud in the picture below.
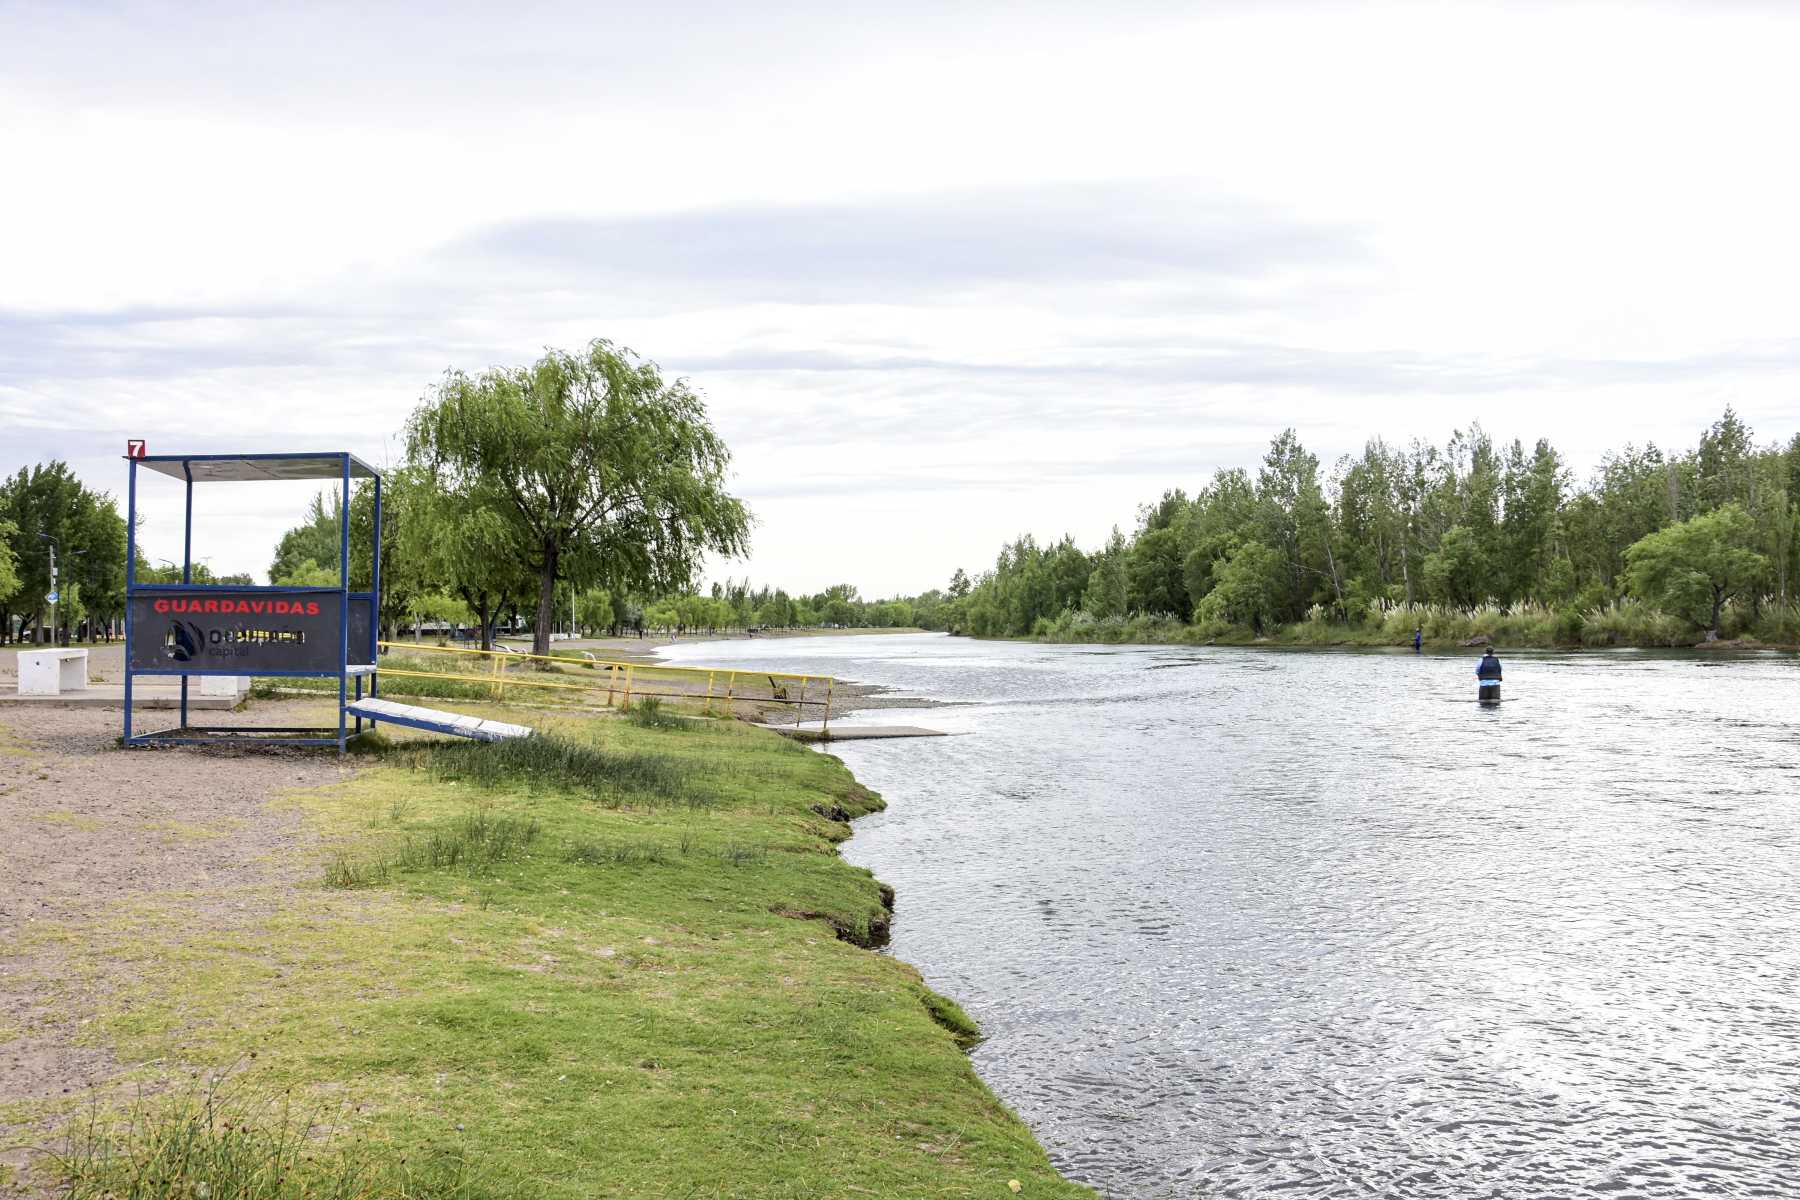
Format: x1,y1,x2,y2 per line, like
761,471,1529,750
444,185,1357,305
4,172,1799,591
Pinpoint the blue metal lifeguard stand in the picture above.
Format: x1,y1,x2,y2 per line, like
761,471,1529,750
123,451,382,752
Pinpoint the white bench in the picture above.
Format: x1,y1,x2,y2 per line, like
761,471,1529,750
199,674,251,698
17,649,89,696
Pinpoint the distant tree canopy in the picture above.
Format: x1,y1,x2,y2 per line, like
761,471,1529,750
134,560,255,586
269,492,342,585
0,462,127,643
924,409,1800,645
0,520,21,604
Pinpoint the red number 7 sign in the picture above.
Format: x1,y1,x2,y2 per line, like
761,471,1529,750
126,440,146,459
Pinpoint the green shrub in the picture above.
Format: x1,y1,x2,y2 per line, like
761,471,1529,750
1752,601,1800,644
1553,607,1586,643
1579,600,1690,647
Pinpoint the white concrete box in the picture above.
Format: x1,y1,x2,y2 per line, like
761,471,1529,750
18,649,89,696
198,674,251,698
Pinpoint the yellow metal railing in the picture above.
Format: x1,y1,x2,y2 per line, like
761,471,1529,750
374,641,835,732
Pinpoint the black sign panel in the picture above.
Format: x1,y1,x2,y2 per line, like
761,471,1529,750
128,590,373,673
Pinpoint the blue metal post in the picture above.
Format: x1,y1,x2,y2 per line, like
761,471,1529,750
338,454,350,754
181,466,193,583
180,463,192,729
123,458,137,745
370,472,382,726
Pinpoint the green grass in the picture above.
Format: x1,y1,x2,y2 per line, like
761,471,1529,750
251,655,588,704
399,732,694,806
34,713,1091,1199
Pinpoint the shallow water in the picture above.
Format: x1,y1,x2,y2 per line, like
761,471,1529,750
660,634,1800,1198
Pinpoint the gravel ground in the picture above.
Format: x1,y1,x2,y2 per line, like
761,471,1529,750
0,697,361,1191
0,644,943,1193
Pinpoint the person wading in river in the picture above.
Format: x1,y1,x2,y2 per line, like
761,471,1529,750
1476,648,1503,704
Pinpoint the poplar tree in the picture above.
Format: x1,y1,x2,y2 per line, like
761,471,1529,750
0,520,21,605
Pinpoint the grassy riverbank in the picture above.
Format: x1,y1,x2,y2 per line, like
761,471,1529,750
1028,599,1800,650
20,710,1090,1198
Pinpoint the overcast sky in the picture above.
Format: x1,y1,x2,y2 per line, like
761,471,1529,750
4,1,1799,595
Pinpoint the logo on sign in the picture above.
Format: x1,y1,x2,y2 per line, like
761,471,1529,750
47,590,58,605
126,440,147,459
164,621,203,662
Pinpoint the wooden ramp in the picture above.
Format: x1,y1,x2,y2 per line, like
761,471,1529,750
346,698,533,742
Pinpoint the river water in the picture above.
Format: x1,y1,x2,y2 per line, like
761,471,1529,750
659,634,1800,1199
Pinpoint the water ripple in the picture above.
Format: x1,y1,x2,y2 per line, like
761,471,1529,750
661,635,1800,1199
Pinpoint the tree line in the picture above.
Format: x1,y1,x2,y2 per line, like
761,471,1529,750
0,463,128,644
8,359,1789,655
0,458,269,644
918,410,1800,647
1,339,934,651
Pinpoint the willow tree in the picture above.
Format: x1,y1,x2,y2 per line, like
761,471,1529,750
406,340,751,656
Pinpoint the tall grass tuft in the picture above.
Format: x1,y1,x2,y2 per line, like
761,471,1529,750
1752,601,1800,644
565,840,670,867
1031,593,1800,649
392,810,541,872
405,734,691,806
54,1068,500,1199
717,842,768,868
625,696,697,732
323,852,389,890
1036,609,1208,645
1578,600,1691,647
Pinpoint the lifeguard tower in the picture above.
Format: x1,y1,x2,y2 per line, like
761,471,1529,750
123,447,531,751
123,450,384,751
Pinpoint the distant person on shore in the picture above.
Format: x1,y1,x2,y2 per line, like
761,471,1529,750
1413,627,1423,653
1476,648,1502,704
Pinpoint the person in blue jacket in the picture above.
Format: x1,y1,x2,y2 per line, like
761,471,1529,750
1412,626,1423,653
1476,648,1502,703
